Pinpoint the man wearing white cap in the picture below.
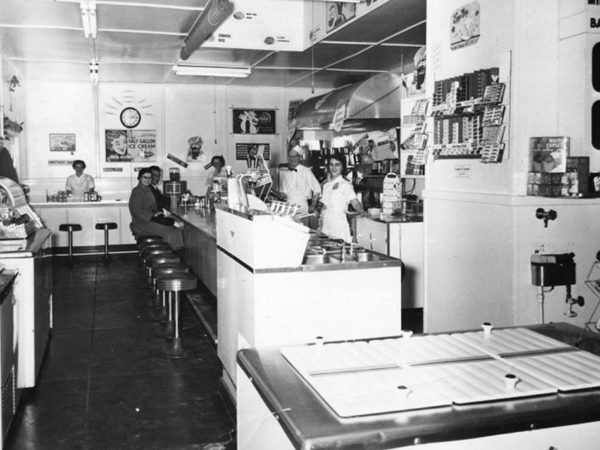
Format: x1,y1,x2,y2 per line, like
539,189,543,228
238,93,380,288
280,145,321,215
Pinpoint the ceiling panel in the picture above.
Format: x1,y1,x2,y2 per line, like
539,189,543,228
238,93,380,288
0,0,426,89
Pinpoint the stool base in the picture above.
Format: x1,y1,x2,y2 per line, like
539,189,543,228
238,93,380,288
165,337,186,359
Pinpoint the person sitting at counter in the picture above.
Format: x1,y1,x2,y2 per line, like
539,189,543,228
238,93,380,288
205,155,227,197
0,136,19,183
279,145,321,214
129,168,183,250
65,160,94,198
318,153,366,243
149,165,169,210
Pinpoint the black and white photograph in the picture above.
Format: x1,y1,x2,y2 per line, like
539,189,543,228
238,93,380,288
2,1,600,449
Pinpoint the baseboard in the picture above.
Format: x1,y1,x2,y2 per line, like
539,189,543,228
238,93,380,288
51,244,137,256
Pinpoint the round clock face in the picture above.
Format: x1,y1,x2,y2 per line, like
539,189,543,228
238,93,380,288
120,107,141,129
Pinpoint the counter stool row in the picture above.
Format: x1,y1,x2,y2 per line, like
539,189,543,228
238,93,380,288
136,235,197,359
59,222,118,262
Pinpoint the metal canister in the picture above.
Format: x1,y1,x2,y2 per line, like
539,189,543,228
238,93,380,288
83,192,90,202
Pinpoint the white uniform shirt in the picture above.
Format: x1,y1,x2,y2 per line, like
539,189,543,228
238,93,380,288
280,165,321,212
65,173,95,198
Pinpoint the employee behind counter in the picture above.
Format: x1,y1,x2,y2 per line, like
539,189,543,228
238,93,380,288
65,159,95,199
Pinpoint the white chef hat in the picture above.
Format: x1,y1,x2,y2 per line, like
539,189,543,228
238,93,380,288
289,145,304,157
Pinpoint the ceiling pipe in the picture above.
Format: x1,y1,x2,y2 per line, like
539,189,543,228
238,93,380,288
179,0,233,61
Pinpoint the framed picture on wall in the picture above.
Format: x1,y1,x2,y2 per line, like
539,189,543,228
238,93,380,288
232,108,276,135
49,133,76,152
235,143,271,160
105,129,157,162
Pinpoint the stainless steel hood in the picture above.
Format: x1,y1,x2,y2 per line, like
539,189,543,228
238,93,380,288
291,72,403,134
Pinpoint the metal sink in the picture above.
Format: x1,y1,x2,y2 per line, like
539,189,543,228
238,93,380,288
302,254,332,265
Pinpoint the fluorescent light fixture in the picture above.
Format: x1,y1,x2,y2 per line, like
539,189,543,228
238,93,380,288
80,0,97,38
172,65,251,78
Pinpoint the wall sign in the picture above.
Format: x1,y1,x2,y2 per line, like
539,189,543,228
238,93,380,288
235,143,271,160
49,133,76,153
105,129,157,162
450,1,480,50
232,108,276,134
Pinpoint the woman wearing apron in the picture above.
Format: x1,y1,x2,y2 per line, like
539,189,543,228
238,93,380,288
319,153,366,242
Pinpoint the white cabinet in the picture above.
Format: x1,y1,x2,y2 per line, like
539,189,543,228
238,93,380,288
32,201,135,248
355,217,424,308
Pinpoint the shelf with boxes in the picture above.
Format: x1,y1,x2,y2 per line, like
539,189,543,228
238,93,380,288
527,136,591,198
428,67,507,163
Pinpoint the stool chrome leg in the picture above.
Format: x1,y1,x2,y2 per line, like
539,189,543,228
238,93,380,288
67,230,74,265
166,291,186,358
157,291,168,323
165,291,174,339
103,227,110,262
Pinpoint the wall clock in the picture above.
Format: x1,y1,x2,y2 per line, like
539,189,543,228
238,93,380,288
120,107,141,129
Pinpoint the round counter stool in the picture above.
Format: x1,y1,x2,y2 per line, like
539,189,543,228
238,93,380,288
58,223,82,264
155,273,197,358
140,244,172,264
152,263,190,317
146,254,181,285
137,235,163,248
95,222,118,262
139,241,170,258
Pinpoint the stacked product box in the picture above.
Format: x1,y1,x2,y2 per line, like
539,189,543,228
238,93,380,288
527,156,589,197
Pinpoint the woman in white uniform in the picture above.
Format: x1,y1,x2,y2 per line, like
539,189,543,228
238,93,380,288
318,153,366,242
65,160,95,198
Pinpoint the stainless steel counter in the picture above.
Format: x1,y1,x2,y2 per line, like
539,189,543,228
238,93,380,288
237,323,600,450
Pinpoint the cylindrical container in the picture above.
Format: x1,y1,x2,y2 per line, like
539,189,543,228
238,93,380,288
83,192,90,202
169,168,180,181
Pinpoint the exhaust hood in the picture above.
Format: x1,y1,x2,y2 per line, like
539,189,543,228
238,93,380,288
290,72,403,134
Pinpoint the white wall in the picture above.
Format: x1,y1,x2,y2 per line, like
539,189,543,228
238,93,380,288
19,80,320,200
423,0,577,332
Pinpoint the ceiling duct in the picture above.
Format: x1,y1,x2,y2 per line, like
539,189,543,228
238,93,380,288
180,0,234,61
291,72,404,134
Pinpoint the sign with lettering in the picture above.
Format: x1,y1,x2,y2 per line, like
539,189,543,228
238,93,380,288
105,129,157,162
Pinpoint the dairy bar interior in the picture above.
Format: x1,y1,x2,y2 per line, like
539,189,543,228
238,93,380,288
3,0,600,449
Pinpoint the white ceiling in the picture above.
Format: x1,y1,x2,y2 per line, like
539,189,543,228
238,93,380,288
0,0,426,89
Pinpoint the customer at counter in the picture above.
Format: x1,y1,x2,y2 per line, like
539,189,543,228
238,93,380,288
129,168,183,250
0,136,19,183
205,155,227,197
279,145,321,214
65,160,94,198
318,153,366,243
149,165,169,210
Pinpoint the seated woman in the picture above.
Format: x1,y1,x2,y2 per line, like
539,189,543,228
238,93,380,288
129,168,183,250
65,160,95,198
318,153,366,243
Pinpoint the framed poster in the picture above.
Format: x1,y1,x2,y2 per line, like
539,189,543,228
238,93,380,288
105,129,157,162
232,108,276,135
450,1,481,50
49,133,76,152
235,143,271,160
326,2,357,33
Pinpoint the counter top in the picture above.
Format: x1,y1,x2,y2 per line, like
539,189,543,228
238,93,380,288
30,199,128,207
0,229,52,257
362,213,423,224
173,207,216,240
238,323,600,450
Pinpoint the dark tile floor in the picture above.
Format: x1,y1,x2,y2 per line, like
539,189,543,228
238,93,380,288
5,254,235,450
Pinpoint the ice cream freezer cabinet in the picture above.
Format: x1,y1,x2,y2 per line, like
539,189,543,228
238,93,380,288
237,323,600,450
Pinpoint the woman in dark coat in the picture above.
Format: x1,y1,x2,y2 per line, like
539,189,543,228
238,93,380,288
129,168,183,250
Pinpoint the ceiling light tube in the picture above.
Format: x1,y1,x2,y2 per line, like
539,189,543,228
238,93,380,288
89,0,97,38
172,65,251,78
80,1,91,37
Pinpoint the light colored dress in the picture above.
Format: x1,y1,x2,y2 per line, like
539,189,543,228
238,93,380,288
65,173,95,197
319,175,357,242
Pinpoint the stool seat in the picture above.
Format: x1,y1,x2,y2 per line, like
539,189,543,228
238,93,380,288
95,222,117,230
153,263,190,276
137,235,163,246
156,273,197,292
148,254,181,268
140,244,172,259
59,223,82,232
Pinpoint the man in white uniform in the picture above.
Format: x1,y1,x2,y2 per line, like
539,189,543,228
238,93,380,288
280,145,321,215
